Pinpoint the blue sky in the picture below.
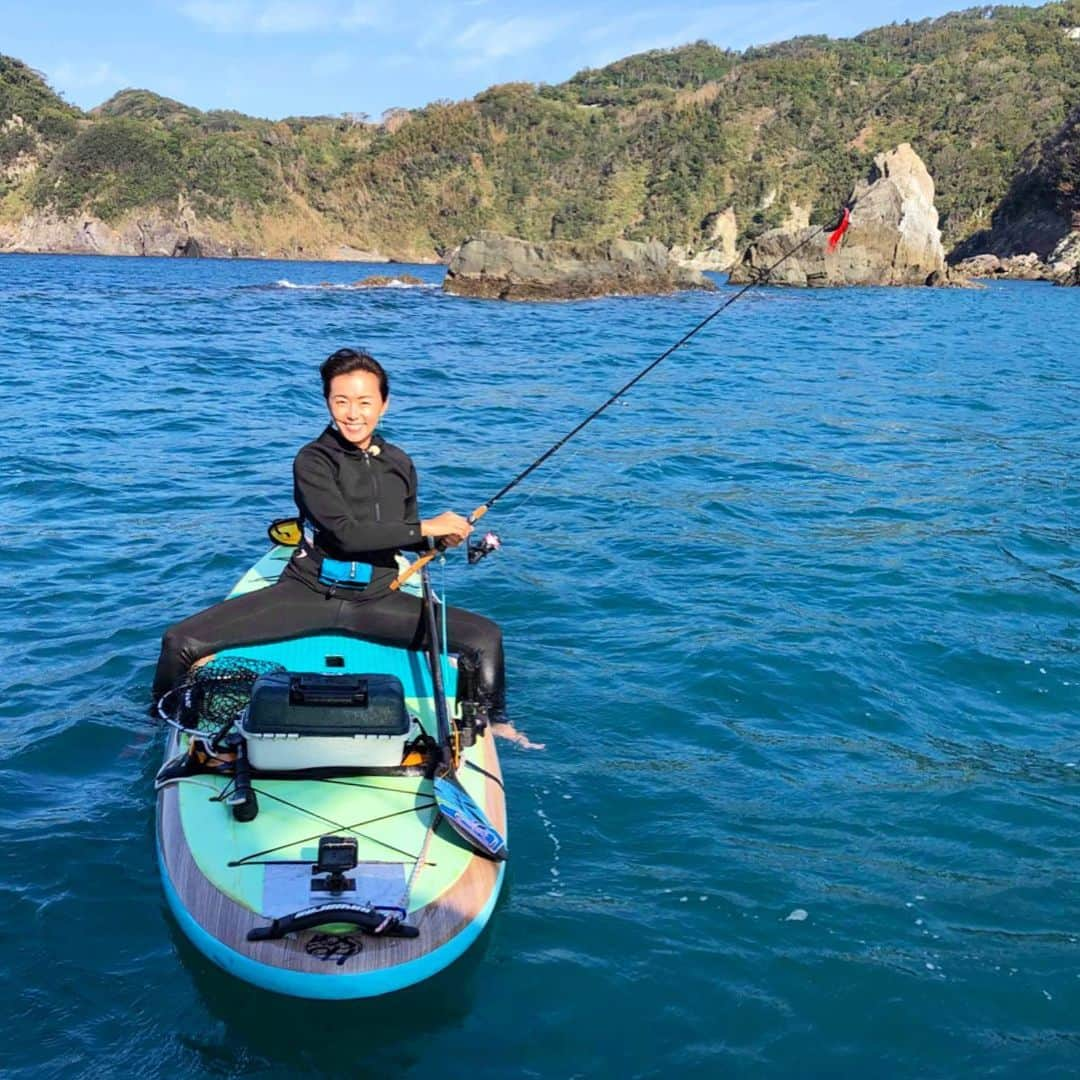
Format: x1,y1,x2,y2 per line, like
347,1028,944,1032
4,0,1051,120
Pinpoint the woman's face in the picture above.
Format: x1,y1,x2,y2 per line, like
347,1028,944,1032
327,370,389,449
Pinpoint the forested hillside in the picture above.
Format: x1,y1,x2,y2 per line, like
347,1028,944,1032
2,0,1080,260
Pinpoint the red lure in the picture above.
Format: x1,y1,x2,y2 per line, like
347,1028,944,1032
827,207,851,251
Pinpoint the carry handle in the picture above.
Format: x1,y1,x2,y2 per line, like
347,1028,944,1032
246,904,419,941
288,674,368,707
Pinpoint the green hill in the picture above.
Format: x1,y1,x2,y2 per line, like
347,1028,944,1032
0,56,80,173
3,0,1080,259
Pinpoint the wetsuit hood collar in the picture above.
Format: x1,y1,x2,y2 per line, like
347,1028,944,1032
321,424,387,456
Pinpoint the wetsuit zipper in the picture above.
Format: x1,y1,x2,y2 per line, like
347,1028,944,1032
365,452,382,523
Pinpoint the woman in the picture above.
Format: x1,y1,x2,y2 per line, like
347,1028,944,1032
152,348,506,723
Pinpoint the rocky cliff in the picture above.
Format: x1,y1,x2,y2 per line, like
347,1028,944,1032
950,102,1080,284
729,145,946,287
669,208,738,272
951,103,1080,263
0,203,393,261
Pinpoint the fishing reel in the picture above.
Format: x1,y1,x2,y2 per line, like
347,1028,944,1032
467,531,501,565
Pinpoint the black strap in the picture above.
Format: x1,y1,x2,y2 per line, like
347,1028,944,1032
465,758,505,791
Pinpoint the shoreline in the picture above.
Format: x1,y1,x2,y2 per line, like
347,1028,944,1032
0,247,1067,289
0,248,445,266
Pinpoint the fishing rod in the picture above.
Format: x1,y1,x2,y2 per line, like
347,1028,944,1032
391,203,853,591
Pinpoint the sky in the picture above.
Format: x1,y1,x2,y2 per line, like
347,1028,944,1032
2,0,1052,120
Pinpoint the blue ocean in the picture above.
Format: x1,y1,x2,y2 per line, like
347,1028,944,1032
0,254,1077,1078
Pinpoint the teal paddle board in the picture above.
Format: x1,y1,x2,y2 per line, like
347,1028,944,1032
155,545,507,998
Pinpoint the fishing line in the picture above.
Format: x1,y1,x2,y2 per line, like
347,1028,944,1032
501,423,583,527
395,205,852,587
464,60,938,528
455,59,946,531
483,211,849,515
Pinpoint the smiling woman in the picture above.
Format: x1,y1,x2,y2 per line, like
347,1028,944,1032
322,349,389,449
151,346,507,723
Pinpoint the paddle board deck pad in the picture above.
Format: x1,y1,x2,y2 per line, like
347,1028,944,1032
155,545,507,998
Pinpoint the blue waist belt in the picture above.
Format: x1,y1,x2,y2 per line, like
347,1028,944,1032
318,558,374,590
302,519,375,590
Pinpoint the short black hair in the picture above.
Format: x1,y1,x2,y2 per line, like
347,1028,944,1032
320,348,389,401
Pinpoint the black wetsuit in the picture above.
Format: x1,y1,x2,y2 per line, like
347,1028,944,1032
151,426,504,709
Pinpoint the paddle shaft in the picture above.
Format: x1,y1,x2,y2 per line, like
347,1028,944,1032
419,565,455,774
419,565,509,860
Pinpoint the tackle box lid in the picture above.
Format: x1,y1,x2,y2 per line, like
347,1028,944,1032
244,672,410,737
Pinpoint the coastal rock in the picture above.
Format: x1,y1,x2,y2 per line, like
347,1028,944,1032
443,231,716,300
951,254,1005,277
925,267,981,289
0,212,99,254
729,143,946,287
353,273,425,287
670,207,738,272
1048,230,1080,284
173,235,202,258
0,209,231,258
999,253,1053,280
953,251,1062,280
1053,260,1080,286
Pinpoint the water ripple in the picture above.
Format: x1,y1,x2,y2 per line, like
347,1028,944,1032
0,254,1077,1077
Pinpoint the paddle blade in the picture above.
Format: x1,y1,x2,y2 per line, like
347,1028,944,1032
434,775,508,861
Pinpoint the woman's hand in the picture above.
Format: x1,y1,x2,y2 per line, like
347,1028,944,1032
421,511,473,549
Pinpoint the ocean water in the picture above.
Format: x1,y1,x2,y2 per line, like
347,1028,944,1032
0,254,1077,1078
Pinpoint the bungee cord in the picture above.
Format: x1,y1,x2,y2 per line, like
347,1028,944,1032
228,796,437,867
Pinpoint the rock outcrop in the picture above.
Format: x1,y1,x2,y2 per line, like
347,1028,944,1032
1048,231,1080,284
999,253,1050,280
951,252,1057,280
951,254,1006,278
669,207,738,271
0,208,232,258
353,273,425,287
729,144,946,287
443,231,716,300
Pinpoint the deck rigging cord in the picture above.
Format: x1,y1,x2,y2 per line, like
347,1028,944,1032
393,204,853,589
225,798,437,867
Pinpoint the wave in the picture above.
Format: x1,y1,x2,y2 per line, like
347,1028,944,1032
269,278,438,291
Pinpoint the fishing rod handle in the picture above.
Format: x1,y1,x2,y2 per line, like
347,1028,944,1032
390,549,439,591
389,504,488,591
